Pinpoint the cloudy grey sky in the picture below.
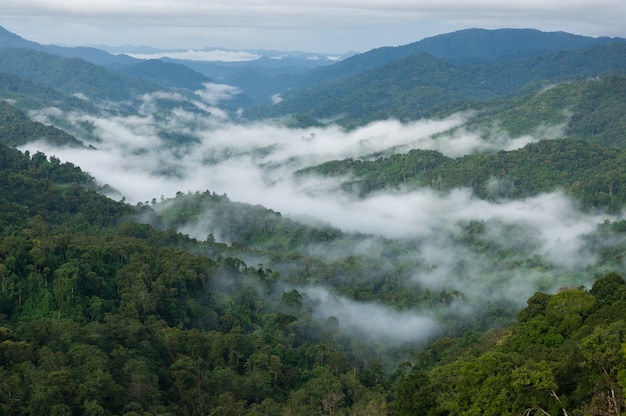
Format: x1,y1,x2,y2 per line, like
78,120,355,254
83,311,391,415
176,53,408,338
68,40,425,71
3,0,626,53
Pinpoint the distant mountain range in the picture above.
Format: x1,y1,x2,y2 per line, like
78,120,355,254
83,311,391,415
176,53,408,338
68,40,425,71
1,24,625,126
0,25,337,104
0,25,138,67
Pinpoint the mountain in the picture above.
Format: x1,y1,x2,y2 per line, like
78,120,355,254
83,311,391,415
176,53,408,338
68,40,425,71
296,28,621,88
247,40,626,127
0,25,335,105
293,72,626,209
0,47,165,103
0,24,45,50
0,25,138,68
43,44,139,68
0,70,99,112
117,59,212,90
160,55,335,103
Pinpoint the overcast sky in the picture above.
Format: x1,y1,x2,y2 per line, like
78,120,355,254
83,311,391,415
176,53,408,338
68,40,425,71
3,1,626,53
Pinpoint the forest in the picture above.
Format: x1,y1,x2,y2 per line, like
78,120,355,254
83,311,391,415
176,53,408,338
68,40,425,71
1,25,626,415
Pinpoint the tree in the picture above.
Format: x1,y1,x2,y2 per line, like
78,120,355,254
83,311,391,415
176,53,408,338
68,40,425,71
392,369,437,416
545,289,596,336
590,272,626,306
122,358,160,414
517,292,552,323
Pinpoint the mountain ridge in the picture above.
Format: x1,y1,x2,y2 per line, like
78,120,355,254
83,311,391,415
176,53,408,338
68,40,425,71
4,24,623,108
247,40,626,126
295,28,623,88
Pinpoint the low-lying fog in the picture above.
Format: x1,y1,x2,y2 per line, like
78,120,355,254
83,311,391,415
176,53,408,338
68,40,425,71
20,86,621,346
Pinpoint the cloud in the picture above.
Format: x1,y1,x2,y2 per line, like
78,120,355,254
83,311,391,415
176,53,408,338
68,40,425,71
128,50,262,62
271,94,284,104
194,83,241,106
28,106,65,120
304,286,440,344
5,0,624,25
72,92,90,101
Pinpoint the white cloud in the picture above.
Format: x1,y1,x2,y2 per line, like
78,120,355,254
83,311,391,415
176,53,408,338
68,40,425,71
128,49,262,62
305,286,440,344
28,107,64,120
194,83,241,106
271,94,284,104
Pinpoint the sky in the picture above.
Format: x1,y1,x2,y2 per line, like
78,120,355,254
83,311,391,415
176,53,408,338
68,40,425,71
3,0,626,53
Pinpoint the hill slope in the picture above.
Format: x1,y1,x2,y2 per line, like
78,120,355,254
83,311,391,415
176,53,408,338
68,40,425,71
0,101,84,147
0,70,97,112
0,24,138,67
462,74,626,148
116,59,212,90
2,24,626,414
0,48,163,103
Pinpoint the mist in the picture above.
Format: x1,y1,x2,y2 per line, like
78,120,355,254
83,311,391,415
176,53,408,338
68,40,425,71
305,286,440,344
19,87,622,346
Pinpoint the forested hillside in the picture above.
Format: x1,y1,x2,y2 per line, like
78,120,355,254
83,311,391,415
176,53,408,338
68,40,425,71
397,275,626,415
2,143,626,415
0,71,97,113
0,101,84,147
0,145,400,415
248,41,626,127
298,138,626,212
0,48,163,103
462,74,626,148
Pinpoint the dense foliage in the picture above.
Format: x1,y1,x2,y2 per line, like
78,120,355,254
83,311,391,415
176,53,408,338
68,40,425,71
397,275,626,416
0,71,97,113
146,190,490,335
0,145,401,415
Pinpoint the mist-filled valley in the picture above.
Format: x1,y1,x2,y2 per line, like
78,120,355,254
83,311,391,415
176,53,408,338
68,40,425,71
2,25,626,415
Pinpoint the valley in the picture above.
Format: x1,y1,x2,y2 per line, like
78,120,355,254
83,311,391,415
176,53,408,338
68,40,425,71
1,25,626,415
